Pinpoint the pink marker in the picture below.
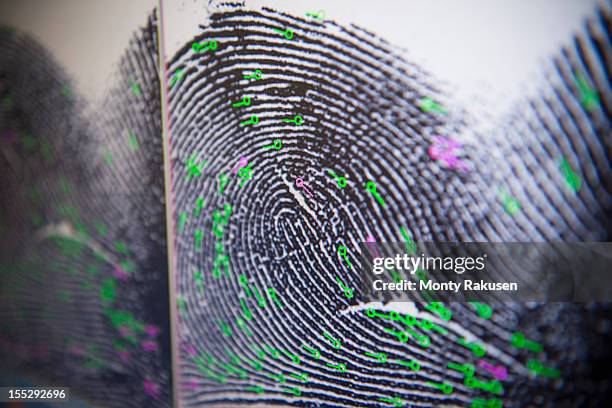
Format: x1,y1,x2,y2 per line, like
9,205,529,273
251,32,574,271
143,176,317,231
145,324,160,337
142,340,158,352
143,379,160,399
113,265,130,281
366,235,381,257
233,157,248,174
428,136,468,172
443,154,469,172
182,342,197,356
186,380,198,390
478,360,508,381
295,177,313,198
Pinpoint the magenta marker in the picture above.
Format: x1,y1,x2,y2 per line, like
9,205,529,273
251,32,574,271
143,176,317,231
113,265,130,281
233,156,248,174
444,154,469,172
366,235,381,258
142,340,158,352
183,342,197,356
478,360,508,381
428,136,468,172
187,380,198,390
143,379,160,399
145,324,160,337
295,177,313,198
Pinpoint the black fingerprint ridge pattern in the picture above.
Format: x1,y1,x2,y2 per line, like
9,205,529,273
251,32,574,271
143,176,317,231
168,5,610,408
0,12,172,408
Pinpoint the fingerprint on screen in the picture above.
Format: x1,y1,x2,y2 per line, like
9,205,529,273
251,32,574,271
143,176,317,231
167,3,610,407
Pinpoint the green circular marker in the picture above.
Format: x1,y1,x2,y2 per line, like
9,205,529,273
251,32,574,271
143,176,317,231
441,383,453,395
233,96,251,107
404,315,417,326
418,334,430,348
344,287,353,299
505,198,520,214
511,332,525,347
243,70,262,80
240,115,259,126
420,319,433,330
477,303,492,319
465,376,477,387
237,165,252,178
527,359,542,371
